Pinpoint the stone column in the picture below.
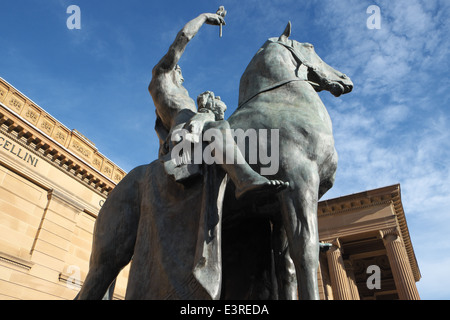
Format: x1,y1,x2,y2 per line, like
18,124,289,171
325,238,352,300
344,260,360,300
380,228,420,300
319,255,333,300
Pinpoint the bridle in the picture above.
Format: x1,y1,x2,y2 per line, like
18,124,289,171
237,40,320,109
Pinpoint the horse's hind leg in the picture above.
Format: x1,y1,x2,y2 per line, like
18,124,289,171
271,219,297,299
279,166,320,300
75,167,142,299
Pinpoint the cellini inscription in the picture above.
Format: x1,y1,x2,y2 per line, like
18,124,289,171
0,134,39,168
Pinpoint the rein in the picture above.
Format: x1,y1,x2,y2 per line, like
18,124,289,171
237,40,319,109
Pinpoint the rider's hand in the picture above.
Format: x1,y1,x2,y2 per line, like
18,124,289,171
203,13,225,26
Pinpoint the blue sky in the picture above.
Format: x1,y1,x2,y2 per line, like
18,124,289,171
1,0,449,299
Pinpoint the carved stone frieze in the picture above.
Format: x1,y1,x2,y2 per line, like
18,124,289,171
22,104,41,125
6,92,25,114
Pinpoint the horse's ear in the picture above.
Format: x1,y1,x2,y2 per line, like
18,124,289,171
278,21,291,42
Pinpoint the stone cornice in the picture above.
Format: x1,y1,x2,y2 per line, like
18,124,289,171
318,190,393,217
0,77,126,195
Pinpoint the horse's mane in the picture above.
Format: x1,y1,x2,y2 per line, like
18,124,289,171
238,38,312,109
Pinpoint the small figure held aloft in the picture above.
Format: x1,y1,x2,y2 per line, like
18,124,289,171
216,6,227,37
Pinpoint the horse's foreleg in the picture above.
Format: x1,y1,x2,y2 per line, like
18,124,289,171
279,170,320,300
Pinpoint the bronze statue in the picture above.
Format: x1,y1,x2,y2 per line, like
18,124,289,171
75,10,353,300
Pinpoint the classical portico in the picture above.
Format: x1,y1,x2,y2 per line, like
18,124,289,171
317,185,421,300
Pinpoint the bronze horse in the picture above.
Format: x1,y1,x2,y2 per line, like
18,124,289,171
221,22,353,299
75,22,353,300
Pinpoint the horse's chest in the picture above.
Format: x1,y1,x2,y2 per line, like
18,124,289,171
270,103,333,140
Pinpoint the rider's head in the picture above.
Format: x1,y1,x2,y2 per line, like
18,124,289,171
213,97,227,120
197,91,227,121
174,64,184,85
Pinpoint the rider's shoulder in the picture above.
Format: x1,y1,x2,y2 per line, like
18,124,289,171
152,63,172,77
149,69,173,91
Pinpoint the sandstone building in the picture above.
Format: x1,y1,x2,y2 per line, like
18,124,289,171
0,77,420,300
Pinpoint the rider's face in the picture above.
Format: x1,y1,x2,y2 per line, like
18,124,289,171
214,99,227,120
174,65,184,85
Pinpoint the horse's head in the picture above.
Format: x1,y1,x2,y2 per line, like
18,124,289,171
277,22,353,97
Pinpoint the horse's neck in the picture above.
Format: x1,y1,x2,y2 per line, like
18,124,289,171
235,45,331,132
239,42,308,107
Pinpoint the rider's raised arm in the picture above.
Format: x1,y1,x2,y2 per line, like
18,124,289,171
152,13,225,75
